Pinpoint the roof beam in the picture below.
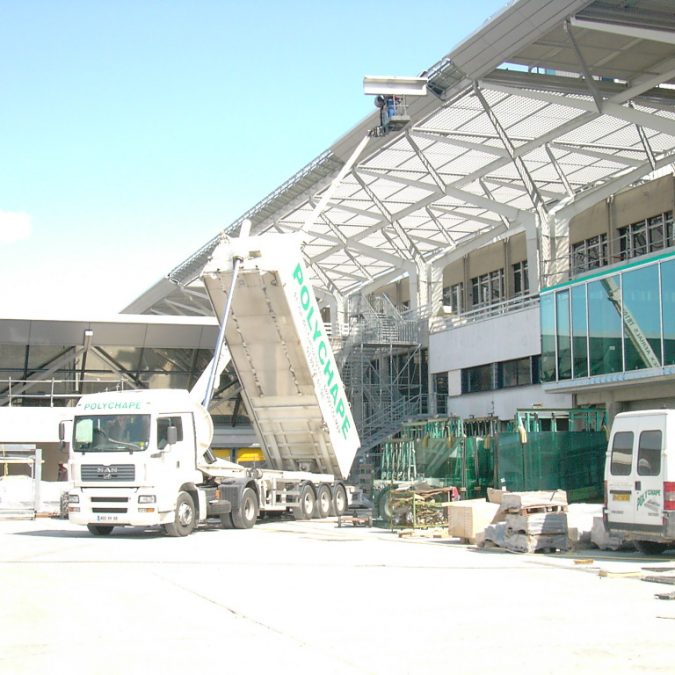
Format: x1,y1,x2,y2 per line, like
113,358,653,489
410,129,509,157
552,149,675,221
564,19,604,112
569,16,675,45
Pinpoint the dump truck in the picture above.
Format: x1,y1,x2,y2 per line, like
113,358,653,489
64,230,361,535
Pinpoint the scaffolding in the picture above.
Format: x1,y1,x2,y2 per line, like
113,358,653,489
340,293,427,453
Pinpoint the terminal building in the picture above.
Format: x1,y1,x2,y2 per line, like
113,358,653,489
2,0,675,502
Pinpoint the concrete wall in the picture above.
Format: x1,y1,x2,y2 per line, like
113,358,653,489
446,385,573,420
430,306,541,373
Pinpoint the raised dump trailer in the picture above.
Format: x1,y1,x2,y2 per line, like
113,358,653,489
65,232,360,536
201,231,358,480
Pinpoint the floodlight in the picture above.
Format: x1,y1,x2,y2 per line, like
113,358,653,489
363,76,428,97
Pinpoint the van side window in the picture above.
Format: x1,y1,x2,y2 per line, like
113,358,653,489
610,431,633,476
157,417,184,449
637,430,661,476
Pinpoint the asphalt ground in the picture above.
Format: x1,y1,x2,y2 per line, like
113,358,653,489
1,516,674,675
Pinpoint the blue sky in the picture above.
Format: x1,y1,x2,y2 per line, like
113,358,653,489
0,0,506,317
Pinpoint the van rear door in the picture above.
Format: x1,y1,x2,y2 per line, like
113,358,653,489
606,413,665,535
606,426,635,529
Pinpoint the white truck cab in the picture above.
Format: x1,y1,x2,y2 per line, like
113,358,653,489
65,389,232,536
604,410,675,554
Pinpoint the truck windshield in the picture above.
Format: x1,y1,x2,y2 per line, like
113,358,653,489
72,414,151,453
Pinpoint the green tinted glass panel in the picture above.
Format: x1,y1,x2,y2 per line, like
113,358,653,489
556,290,571,380
571,285,588,378
540,293,556,381
662,259,675,365
588,276,622,375
622,265,661,370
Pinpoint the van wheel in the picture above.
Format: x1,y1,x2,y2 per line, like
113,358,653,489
635,540,669,555
164,491,196,537
232,487,258,529
87,524,114,536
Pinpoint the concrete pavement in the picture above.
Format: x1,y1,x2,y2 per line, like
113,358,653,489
0,516,673,674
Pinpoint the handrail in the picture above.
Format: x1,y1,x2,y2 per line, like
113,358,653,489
1,378,130,407
429,293,540,334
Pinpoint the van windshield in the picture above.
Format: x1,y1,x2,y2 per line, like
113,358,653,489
73,414,151,453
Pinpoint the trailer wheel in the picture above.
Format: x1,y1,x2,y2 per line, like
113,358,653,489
293,483,316,520
333,483,348,516
316,484,332,519
231,487,258,529
164,491,196,537
635,540,669,555
87,524,114,536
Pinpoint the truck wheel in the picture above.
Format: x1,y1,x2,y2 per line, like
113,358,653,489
231,487,258,529
635,540,669,555
164,491,196,537
87,524,114,536
293,483,316,520
333,483,348,516
220,513,235,529
316,484,332,519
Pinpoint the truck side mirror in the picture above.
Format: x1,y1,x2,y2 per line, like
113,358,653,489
167,425,178,446
59,421,66,442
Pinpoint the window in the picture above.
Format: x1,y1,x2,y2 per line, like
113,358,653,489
433,372,448,415
540,293,556,382
619,211,673,261
442,282,464,313
513,260,529,296
157,416,184,448
464,357,538,392
462,364,495,393
610,431,633,476
588,275,622,375
471,269,504,308
622,265,661,371
637,430,661,476
500,358,532,388
570,235,608,275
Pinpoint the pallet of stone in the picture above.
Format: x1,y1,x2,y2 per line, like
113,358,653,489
500,490,568,515
505,511,568,537
504,531,569,553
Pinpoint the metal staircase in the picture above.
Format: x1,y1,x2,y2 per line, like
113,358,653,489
338,294,427,453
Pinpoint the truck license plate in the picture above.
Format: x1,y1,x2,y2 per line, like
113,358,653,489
612,493,630,502
96,515,119,522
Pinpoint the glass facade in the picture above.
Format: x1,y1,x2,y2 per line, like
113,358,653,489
540,252,675,382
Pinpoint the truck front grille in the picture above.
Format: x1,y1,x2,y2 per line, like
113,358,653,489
81,464,135,482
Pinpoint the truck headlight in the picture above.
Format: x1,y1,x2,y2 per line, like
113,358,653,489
138,495,156,504
67,494,79,504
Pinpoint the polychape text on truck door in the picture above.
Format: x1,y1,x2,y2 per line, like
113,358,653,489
604,409,675,554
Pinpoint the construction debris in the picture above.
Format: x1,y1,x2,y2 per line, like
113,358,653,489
388,485,458,529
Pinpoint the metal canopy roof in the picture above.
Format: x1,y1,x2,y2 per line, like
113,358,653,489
129,0,675,316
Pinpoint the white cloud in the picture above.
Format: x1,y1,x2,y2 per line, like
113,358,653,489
0,211,32,243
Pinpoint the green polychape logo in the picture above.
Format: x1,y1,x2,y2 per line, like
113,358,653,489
292,262,352,440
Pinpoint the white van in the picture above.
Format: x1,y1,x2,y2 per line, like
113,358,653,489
604,410,675,554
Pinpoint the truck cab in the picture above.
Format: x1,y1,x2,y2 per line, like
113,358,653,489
66,389,223,535
604,410,675,554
